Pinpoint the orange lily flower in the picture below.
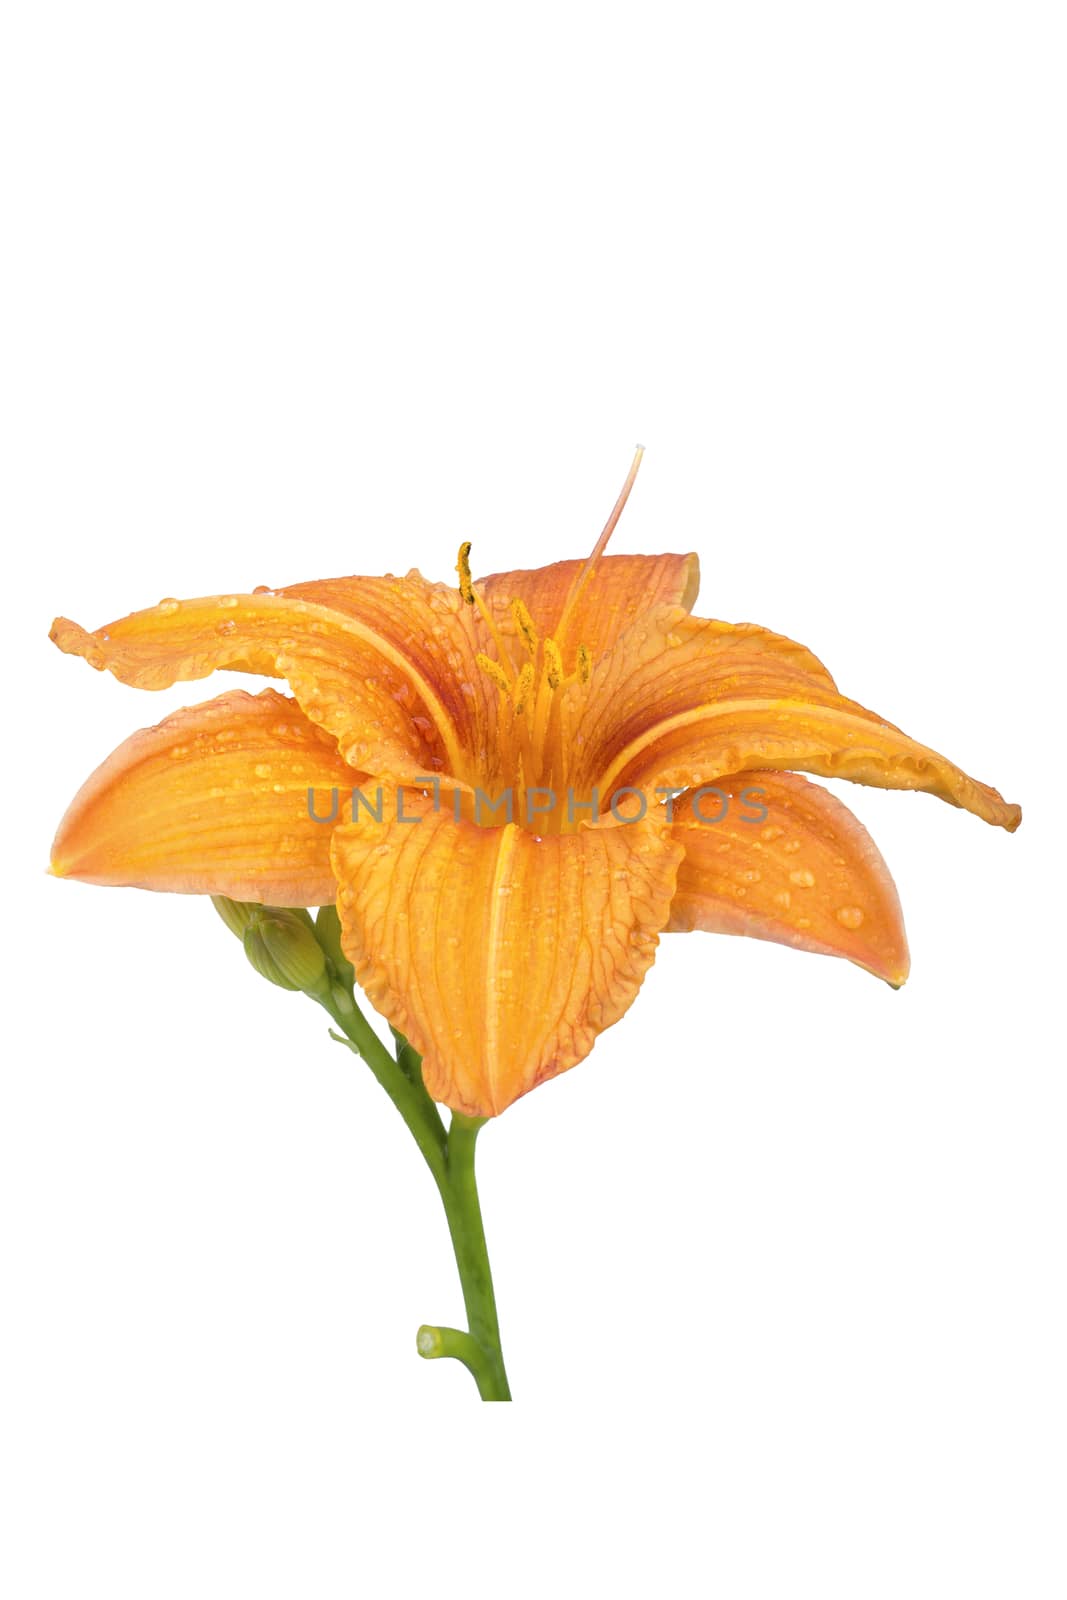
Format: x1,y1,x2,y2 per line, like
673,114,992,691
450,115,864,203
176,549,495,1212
50,454,1020,1118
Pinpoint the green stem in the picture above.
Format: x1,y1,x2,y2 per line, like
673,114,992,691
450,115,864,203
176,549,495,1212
415,1323,500,1395
322,991,447,1178
318,991,510,1400
216,902,511,1398
430,1114,511,1400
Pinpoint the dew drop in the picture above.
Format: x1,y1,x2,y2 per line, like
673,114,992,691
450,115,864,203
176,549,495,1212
836,905,865,929
789,868,816,888
762,824,784,842
796,916,812,929
783,838,801,854
218,595,240,609
254,762,272,778
217,619,236,634
157,598,180,614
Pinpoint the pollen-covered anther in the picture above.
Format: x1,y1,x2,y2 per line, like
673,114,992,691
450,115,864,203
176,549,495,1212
510,598,539,658
543,638,564,690
456,542,475,605
476,651,512,696
512,661,536,716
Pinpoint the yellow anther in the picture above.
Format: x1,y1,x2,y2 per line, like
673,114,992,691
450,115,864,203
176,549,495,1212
577,643,592,684
456,541,474,605
457,542,518,685
476,651,511,696
512,661,536,716
510,597,539,657
543,637,563,690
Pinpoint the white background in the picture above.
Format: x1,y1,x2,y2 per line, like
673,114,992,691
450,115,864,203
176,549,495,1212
2,3,1063,1596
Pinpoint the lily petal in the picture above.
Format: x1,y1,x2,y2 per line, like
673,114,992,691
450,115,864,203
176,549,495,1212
331,799,684,1116
50,689,356,903
480,552,700,665
278,571,505,785
572,610,1020,831
50,575,488,787
666,772,910,985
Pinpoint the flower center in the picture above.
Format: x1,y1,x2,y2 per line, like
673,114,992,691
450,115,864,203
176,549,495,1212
454,447,644,831
456,541,591,817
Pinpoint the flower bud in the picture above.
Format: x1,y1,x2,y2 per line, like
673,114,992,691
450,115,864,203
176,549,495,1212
211,895,262,940
314,903,355,987
242,910,330,998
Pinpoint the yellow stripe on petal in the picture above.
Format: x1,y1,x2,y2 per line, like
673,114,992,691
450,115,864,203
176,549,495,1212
572,609,1020,832
666,772,910,986
331,799,684,1117
51,571,500,789
606,700,1021,831
50,689,357,904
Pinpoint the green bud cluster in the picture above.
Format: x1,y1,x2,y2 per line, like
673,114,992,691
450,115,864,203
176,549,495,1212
212,897,344,1004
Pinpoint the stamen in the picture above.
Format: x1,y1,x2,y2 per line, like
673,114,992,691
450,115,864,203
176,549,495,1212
476,652,512,696
459,541,517,685
456,542,475,605
512,661,536,716
577,643,592,684
543,637,563,690
510,597,539,657
555,445,645,649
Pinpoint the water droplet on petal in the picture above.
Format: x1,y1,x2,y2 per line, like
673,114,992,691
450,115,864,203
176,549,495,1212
254,762,272,777
836,906,865,929
789,868,816,888
157,598,180,614
783,838,801,854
